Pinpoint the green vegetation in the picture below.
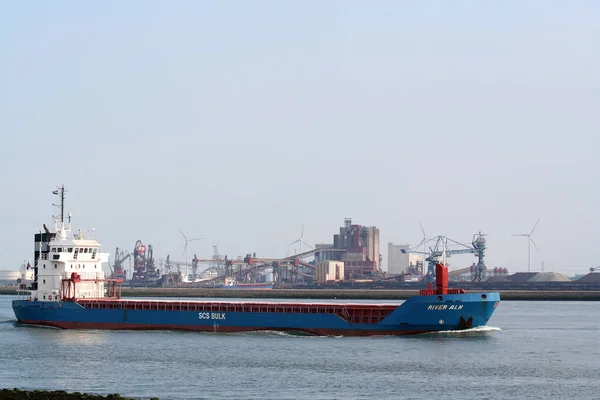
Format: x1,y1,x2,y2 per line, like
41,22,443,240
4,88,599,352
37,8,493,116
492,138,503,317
0,388,151,400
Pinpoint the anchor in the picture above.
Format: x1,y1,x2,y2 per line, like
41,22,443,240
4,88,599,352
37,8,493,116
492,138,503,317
459,316,473,329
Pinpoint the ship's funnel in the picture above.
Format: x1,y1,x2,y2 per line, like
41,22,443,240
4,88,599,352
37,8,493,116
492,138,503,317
435,263,449,295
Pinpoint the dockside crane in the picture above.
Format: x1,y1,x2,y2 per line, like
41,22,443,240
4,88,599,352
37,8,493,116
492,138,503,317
130,240,159,287
130,240,147,287
212,245,224,270
145,244,159,284
109,248,130,280
191,254,200,281
402,232,487,282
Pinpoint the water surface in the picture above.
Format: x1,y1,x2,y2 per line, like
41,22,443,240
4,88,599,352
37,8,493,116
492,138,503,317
1,296,598,399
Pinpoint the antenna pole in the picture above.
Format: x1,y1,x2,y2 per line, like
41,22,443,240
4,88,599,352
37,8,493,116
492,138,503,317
53,185,67,224
60,185,65,223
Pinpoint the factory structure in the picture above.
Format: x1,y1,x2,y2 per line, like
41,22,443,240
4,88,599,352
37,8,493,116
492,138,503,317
5,215,600,289
387,243,423,277
0,262,34,286
102,220,500,286
5,216,511,288
314,261,344,283
4,185,598,290
315,218,381,280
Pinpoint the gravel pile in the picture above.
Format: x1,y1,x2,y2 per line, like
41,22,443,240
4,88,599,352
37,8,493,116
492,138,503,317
528,272,571,282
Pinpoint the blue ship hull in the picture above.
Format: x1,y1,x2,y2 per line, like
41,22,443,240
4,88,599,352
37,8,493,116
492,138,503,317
12,293,500,336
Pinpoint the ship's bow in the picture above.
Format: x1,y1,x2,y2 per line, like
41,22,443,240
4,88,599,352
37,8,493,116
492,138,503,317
381,292,500,332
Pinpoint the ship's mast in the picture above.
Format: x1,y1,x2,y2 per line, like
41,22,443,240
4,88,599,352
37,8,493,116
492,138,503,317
52,185,71,240
53,185,66,223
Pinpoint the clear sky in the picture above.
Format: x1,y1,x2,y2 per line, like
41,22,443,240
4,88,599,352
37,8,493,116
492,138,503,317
1,1,598,275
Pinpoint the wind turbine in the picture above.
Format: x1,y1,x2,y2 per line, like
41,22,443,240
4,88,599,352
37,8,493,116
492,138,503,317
178,228,203,277
419,221,427,266
511,218,541,273
409,222,429,272
288,224,313,255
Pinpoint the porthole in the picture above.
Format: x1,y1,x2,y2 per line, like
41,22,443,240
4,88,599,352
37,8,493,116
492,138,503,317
437,296,443,301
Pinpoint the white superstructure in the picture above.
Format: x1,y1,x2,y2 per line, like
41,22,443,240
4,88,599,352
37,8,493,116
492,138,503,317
26,186,110,301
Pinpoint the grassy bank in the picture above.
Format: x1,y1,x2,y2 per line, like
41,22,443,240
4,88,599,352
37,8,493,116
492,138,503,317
0,388,154,400
2,286,600,300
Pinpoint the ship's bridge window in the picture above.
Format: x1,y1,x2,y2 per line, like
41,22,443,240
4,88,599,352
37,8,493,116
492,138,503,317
68,247,73,252
79,248,83,253
57,247,63,253
74,248,79,260
92,248,97,259
84,248,88,253
51,248,56,252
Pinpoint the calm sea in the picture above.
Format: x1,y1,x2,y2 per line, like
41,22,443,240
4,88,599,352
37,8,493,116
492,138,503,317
1,295,599,400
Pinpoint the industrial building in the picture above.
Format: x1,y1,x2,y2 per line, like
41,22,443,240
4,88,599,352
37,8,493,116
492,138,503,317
387,243,420,275
388,243,408,275
388,243,423,276
318,218,381,279
314,243,338,262
387,242,423,275
0,268,33,286
0,270,20,285
315,261,344,284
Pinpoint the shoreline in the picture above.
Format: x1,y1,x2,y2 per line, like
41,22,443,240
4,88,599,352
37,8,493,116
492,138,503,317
2,286,600,300
0,388,150,400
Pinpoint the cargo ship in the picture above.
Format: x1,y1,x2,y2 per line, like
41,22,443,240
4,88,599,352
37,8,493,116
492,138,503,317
12,187,500,336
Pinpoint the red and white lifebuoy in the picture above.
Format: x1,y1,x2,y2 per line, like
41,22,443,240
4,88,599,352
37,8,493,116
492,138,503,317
48,295,52,300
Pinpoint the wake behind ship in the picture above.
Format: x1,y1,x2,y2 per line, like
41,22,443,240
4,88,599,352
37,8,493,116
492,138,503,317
12,186,500,336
